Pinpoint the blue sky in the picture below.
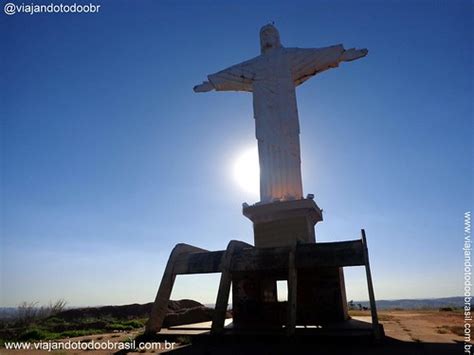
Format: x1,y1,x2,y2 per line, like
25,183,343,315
1,0,472,307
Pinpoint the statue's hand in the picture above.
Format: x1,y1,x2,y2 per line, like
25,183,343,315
193,81,214,93
341,48,368,62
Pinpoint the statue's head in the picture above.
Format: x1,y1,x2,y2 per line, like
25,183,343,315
260,24,282,54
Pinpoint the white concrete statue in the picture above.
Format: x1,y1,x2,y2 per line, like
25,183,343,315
194,24,367,204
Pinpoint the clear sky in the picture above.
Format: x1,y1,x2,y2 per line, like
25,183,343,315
1,0,472,307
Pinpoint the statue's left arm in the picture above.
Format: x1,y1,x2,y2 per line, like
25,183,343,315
287,45,368,86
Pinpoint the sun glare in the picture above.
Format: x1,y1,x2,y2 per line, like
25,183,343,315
232,146,260,196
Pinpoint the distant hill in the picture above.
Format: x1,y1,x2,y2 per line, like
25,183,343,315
0,307,17,321
351,296,466,310
0,296,467,321
0,299,223,325
207,296,468,310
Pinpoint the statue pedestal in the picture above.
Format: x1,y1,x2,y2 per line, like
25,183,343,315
147,202,380,338
243,198,323,248
236,198,348,328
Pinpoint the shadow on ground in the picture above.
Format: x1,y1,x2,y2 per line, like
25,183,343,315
129,333,463,355
169,339,462,355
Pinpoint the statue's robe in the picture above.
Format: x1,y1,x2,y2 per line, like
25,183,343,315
208,45,345,203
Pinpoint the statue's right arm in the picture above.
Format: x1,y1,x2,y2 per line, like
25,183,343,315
197,57,258,92
340,48,368,62
193,81,215,93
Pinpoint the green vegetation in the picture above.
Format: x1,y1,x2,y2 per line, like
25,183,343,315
17,327,104,341
0,300,146,345
16,300,67,326
18,328,55,341
1,319,144,343
105,320,145,331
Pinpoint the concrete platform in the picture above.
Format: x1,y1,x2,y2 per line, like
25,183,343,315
148,317,383,339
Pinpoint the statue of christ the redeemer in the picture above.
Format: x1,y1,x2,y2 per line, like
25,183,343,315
194,24,368,204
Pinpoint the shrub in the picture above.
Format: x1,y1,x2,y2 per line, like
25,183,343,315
105,323,134,331
17,300,67,325
59,329,102,338
122,320,144,328
105,320,144,331
19,328,54,341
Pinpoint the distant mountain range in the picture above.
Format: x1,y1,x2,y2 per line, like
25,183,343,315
0,307,19,321
349,296,466,310
0,296,467,320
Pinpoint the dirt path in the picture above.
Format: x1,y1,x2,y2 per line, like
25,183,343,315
367,310,465,343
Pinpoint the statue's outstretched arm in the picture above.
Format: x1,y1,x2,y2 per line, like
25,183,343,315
193,56,259,93
341,48,368,62
288,45,368,86
194,81,215,93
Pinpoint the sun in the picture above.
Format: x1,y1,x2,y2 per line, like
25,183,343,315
232,146,260,197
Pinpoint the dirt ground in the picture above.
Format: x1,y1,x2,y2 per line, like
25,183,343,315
0,310,468,354
374,309,465,343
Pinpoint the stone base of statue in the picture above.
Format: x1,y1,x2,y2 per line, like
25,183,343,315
233,198,348,328
243,198,322,248
145,198,382,340
231,266,349,330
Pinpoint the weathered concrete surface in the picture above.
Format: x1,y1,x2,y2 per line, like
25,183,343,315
243,198,322,248
146,244,209,334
